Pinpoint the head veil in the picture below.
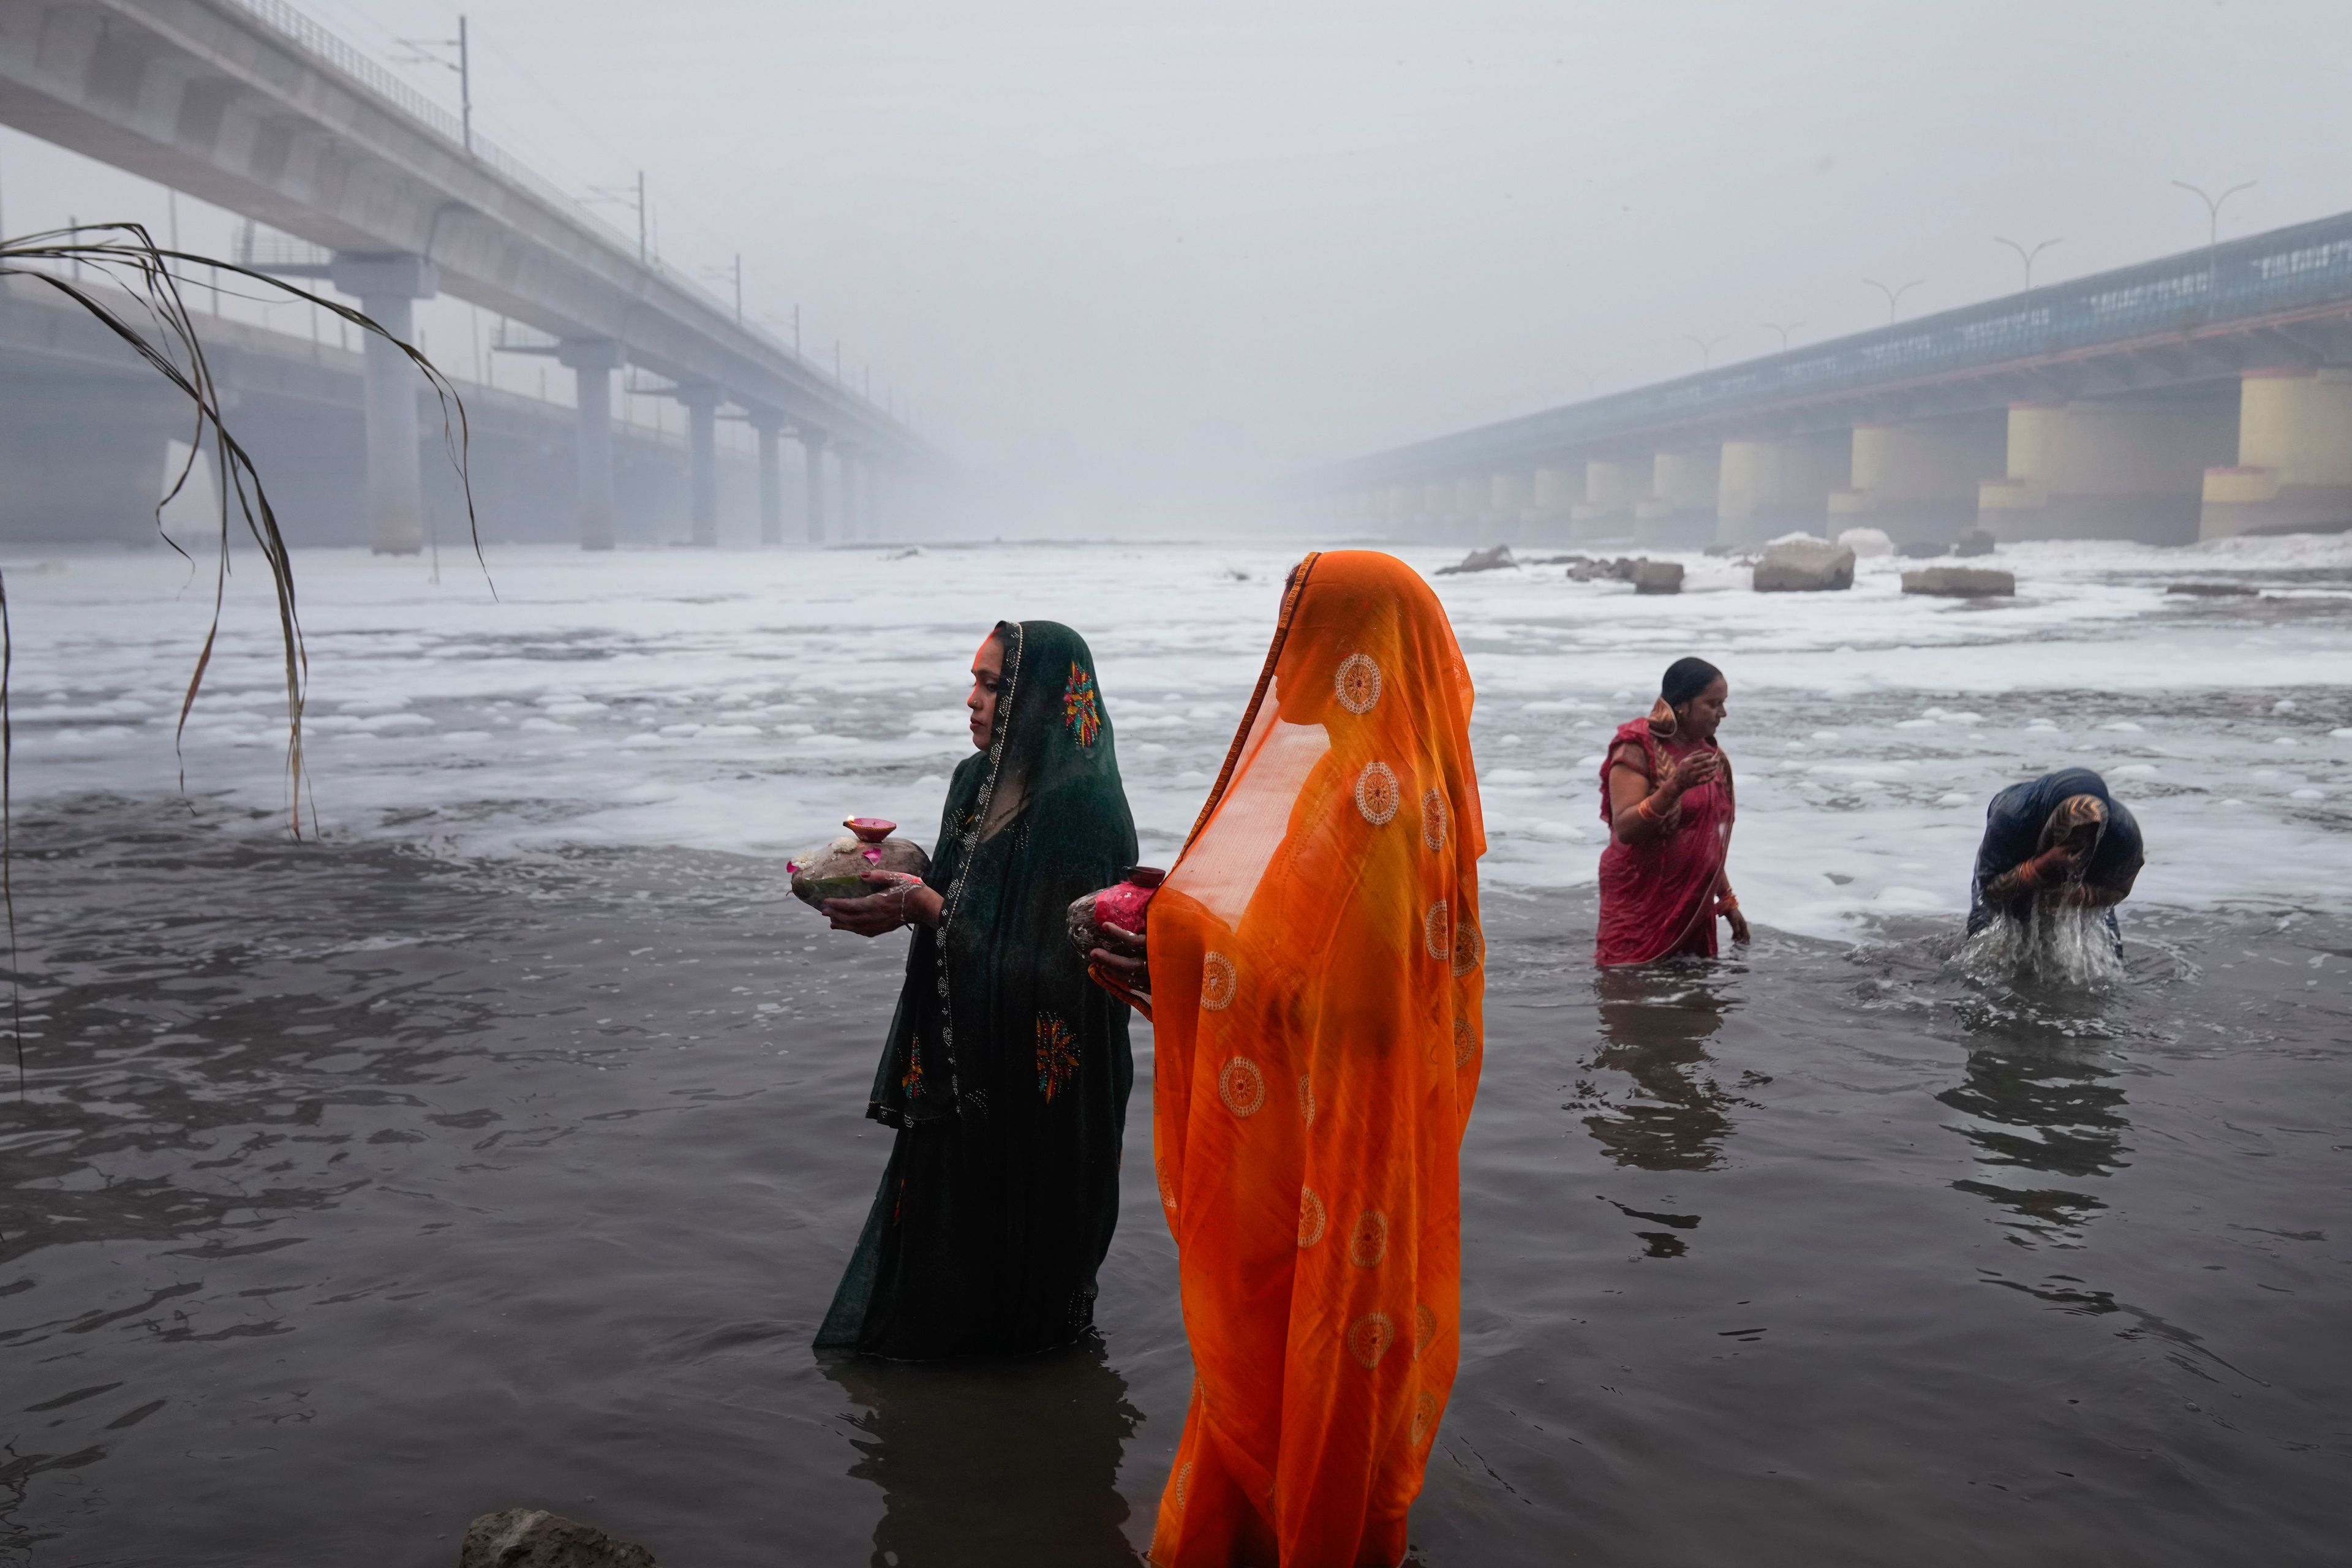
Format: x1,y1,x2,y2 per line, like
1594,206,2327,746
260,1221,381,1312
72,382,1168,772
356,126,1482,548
1142,551,1485,1565
866,619,1137,1127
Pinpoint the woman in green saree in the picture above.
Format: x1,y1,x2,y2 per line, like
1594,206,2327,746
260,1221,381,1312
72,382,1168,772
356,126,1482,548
815,620,1139,1358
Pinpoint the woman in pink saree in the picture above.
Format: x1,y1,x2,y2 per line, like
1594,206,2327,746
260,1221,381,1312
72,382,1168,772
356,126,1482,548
1596,657,1751,966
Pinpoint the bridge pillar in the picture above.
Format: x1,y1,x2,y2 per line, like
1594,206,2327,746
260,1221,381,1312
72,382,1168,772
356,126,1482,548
1452,475,1484,537
864,460,885,536
1531,465,1575,533
840,450,865,543
750,413,784,546
1828,416,2005,546
1490,471,1530,538
0,374,178,545
1634,448,1719,546
2201,369,2352,540
1979,395,2235,545
329,254,438,556
557,339,620,551
677,383,721,546
797,426,830,543
1571,459,1645,543
1716,435,1847,544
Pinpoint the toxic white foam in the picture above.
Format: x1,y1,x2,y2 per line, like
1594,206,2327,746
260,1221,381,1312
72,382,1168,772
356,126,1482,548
0,533,2344,941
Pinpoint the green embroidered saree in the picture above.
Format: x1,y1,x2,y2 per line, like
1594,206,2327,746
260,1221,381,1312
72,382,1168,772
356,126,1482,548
816,620,1139,1358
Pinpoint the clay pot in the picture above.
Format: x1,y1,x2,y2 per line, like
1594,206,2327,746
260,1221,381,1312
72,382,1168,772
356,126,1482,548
1068,866,1166,957
789,818,931,908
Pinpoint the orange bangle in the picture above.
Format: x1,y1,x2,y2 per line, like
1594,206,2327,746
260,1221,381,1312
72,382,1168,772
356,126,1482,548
1636,794,1664,823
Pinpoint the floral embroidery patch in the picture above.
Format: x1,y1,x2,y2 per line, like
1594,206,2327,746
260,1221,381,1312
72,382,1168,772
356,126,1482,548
1355,761,1400,825
1334,652,1382,715
1298,1186,1327,1248
901,1034,925,1097
1062,662,1102,748
1348,1311,1395,1369
1035,1012,1079,1102
1218,1055,1267,1117
1422,788,1449,851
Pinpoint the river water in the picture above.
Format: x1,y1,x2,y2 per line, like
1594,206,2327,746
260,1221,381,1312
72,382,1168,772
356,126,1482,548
2,538,2348,1564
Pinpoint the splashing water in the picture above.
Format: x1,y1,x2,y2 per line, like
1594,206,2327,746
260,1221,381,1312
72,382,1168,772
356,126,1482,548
1956,905,2127,988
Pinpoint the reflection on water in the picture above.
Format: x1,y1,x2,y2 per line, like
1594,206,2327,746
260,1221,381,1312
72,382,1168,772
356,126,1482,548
1940,919,2136,1246
1937,1037,2132,1246
1570,967,1758,1176
824,1336,1142,1567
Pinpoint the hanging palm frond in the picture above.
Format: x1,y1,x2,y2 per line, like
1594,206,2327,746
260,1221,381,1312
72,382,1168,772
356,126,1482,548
0,221,480,1088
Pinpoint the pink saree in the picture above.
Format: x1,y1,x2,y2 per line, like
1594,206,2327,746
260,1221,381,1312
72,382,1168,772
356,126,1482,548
1594,718,1734,967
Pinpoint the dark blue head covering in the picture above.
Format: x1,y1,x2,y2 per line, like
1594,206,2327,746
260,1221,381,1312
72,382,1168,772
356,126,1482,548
1967,768,2144,932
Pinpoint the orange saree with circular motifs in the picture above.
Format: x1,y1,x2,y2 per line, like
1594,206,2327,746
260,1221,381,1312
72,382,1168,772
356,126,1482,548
1139,551,1485,1566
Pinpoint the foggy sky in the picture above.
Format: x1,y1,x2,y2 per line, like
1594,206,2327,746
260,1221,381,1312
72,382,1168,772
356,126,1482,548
7,0,2348,523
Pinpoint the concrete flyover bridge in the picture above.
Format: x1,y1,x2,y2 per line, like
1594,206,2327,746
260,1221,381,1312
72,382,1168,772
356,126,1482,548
1305,209,2352,549
0,0,932,550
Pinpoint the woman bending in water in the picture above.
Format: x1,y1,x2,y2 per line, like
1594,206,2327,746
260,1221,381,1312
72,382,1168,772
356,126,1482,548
815,622,1137,1358
1967,766,2144,942
1093,551,1486,1566
1596,656,1749,966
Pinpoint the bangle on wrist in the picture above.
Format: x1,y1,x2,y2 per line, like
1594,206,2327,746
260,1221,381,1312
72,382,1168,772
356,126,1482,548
1636,793,1664,823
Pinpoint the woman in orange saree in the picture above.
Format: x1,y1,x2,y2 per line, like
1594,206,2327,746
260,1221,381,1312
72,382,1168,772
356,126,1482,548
1099,550,1485,1567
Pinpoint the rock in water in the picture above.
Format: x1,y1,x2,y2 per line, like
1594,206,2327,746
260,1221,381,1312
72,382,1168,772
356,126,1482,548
1902,567,2015,598
1834,526,1894,558
1437,544,1515,575
459,1510,658,1568
1752,537,1855,592
1629,559,1684,595
1896,538,1953,559
1953,529,1997,557
2167,580,2258,597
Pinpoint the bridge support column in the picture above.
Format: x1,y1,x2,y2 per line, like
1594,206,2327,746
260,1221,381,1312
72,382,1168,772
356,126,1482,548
557,339,620,551
1571,459,1645,543
0,375,178,545
1531,465,1575,535
2201,369,2352,540
864,461,884,537
797,426,830,543
837,450,862,543
677,383,720,546
1716,435,1846,544
1829,416,2005,546
1978,396,2234,545
1490,471,1530,539
330,254,438,555
751,413,784,546
1635,448,1719,546
1451,476,1483,537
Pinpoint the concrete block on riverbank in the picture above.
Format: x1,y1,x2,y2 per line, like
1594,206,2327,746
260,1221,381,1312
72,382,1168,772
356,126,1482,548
1902,566,2016,598
460,1509,658,1568
1753,537,1855,592
1630,559,1684,594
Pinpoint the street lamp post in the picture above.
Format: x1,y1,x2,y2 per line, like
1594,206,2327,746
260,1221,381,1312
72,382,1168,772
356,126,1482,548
1863,277,1925,323
1994,236,2061,290
2173,179,2256,312
1760,320,1805,352
1683,331,1733,369
2172,179,2257,247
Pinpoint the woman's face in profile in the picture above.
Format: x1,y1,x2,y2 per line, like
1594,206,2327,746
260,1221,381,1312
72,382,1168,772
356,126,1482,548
967,635,1005,749
1681,678,1729,743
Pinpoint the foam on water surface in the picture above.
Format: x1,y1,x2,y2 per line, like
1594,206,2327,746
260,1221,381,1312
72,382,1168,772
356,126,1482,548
1,534,2346,939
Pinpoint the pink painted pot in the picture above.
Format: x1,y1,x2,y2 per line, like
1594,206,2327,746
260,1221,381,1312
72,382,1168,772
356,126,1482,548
1067,866,1166,957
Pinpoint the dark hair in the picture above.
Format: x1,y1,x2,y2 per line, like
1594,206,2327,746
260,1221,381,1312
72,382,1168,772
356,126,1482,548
1661,657,1724,708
